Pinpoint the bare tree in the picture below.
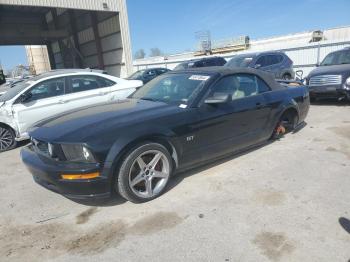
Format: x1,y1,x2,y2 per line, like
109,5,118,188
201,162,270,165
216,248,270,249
149,48,163,57
134,49,146,59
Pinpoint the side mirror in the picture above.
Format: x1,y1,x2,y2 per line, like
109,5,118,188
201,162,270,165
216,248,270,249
18,93,32,103
205,93,231,104
295,70,304,80
254,64,262,69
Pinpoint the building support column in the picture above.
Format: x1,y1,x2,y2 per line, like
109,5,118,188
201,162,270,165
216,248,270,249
68,10,83,68
117,0,133,76
90,11,104,70
51,9,67,68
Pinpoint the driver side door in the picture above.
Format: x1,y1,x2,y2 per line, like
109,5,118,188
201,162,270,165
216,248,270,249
12,77,67,137
192,74,271,162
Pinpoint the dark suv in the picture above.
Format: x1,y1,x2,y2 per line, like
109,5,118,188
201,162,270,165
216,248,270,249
305,47,350,101
0,70,5,85
173,56,226,70
225,51,295,80
127,68,170,84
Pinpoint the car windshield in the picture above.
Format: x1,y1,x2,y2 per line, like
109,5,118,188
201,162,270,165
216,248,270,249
225,55,254,68
130,73,212,105
320,50,350,66
128,70,146,80
0,81,31,102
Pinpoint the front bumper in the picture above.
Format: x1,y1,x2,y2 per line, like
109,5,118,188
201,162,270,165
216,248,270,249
309,85,350,99
21,145,111,200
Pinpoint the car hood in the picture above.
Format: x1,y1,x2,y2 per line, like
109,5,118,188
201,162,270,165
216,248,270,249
30,99,178,142
125,79,143,88
308,64,350,78
0,85,10,96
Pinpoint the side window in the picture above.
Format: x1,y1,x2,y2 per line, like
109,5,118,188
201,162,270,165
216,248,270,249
194,60,205,67
270,55,281,65
204,59,216,67
234,74,258,99
26,77,65,102
257,77,271,93
156,69,168,75
96,76,116,87
146,70,157,76
277,55,284,63
265,55,276,66
211,76,239,96
256,56,267,67
68,75,110,93
210,74,259,100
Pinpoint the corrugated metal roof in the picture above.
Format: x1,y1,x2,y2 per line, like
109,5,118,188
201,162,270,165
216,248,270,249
0,0,121,12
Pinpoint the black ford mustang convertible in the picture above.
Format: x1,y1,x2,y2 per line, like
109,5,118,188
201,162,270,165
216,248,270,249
21,67,310,203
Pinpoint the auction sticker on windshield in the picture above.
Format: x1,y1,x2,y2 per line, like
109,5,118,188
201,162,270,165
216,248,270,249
189,75,210,81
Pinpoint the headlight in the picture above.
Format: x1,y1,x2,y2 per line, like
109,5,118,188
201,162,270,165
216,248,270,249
61,144,96,163
346,77,350,86
48,143,55,157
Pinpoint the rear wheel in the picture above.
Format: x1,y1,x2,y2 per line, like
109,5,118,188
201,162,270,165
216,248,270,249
282,73,292,80
116,143,173,203
0,126,17,152
272,110,298,139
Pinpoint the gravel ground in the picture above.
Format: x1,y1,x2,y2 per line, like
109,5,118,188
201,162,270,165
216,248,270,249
0,101,349,262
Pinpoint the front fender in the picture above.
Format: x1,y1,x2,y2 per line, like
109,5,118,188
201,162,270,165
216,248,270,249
102,125,178,178
0,107,18,136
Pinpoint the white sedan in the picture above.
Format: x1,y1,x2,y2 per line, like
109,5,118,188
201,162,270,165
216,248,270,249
0,69,142,152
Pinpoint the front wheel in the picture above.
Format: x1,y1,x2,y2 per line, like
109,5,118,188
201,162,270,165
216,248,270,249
0,126,17,152
116,143,173,203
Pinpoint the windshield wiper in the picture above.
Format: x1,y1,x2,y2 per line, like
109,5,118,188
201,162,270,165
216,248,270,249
139,97,158,102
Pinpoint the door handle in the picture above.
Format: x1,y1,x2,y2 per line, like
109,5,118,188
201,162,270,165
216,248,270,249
99,91,107,96
256,102,264,109
58,99,67,104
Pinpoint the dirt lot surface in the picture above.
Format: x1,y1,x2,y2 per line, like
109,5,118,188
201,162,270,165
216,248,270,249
0,102,350,262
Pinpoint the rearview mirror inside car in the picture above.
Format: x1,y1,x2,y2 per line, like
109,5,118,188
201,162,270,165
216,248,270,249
19,93,32,103
205,93,231,104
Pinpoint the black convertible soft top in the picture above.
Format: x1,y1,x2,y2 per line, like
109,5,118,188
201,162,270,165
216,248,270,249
172,66,285,90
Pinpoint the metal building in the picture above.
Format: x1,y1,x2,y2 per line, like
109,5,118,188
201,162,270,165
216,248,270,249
134,26,350,76
25,45,51,75
0,0,133,77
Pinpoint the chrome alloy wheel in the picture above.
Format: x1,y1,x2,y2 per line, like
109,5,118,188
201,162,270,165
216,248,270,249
128,150,170,198
0,127,15,152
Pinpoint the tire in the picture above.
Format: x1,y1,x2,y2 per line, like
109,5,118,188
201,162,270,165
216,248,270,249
282,74,292,80
116,142,173,203
271,110,298,139
0,125,17,152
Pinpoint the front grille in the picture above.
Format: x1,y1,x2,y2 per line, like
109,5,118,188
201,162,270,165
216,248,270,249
309,75,342,86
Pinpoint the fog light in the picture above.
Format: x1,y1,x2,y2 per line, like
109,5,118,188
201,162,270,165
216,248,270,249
61,172,100,180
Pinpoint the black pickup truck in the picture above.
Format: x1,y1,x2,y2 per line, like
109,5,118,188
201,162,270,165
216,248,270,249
21,67,310,203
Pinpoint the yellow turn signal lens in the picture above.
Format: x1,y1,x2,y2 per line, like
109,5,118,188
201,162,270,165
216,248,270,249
61,172,100,180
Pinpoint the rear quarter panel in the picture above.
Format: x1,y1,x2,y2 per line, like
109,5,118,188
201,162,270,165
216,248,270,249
262,85,309,137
